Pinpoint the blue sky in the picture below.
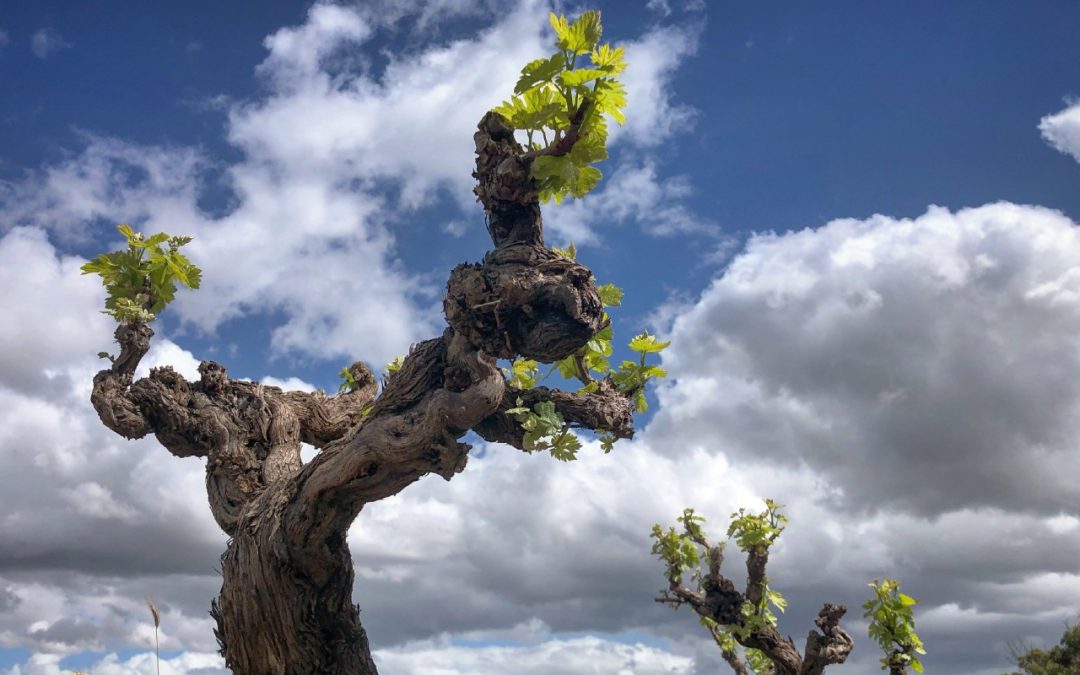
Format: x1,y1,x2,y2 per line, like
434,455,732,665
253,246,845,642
2,1,1080,674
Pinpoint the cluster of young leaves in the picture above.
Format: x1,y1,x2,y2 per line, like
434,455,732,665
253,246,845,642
499,244,668,457
727,498,788,554
81,224,201,323
493,10,627,203
338,356,403,394
338,366,362,394
697,622,773,675
650,502,792,674
502,357,540,390
650,508,707,582
505,398,582,461
385,356,405,374
863,579,926,673
725,500,788,650
549,244,668,412
743,644,775,675
611,332,669,413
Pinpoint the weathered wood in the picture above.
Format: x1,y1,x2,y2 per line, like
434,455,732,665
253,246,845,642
89,111,636,673
655,535,853,675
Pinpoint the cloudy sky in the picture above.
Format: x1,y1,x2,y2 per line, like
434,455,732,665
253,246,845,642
2,1,1080,673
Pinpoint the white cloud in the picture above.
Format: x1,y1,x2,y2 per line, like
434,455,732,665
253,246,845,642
0,0,711,367
547,161,716,243
646,0,673,18
374,632,693,675
59,482,139,522
442,219,467,238
0,650,226,675
613,23,699,147
259,374,317,392
0,29,10,48
0,227,113,397
256,3,371,89
650,203,1080,517
355,0,498,33
0,136,207,244
30,28,71,59
20,5,1079,675
1039,100,1080,164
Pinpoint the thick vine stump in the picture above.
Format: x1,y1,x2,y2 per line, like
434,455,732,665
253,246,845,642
89,109,637,674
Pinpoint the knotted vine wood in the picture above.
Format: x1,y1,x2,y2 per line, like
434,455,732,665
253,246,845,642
89,109,636,674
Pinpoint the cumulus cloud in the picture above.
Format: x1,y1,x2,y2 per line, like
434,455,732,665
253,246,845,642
0,650,225,675
0,227,114,396
374,631,693,674
16,3,1080,675
0,1,709,364
0,226,224,662
0,3,716,671
1040,99,1080,164
612,23,699,148
646,0,673,18
331,424,1080,674
547,161,716,243
0,29,10,49
30,28,71,59
650,203,1080,517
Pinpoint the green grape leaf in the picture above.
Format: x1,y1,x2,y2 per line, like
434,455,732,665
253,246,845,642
338,366,359,394
571,165,602,198
504,358,539,390
81,224,201,324
559,68,608,88
494,11,624,204
555,353,580,380
591,43,626,74
634,390,648,413
549,10,602,54
864,578,926,671
598,432,616,453
532,154,578,183
552,242,577,259
385,356,405,374
494,89,566,133
593,78,627,124
629,332,671,354
514,53,567,94
568,132,608,165
596,283,623,307
117,223,138,241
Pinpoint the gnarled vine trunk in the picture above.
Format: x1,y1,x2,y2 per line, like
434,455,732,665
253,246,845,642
90,109,634,674
656,527,853,674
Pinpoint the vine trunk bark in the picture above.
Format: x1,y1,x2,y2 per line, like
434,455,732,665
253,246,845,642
90,110,633,673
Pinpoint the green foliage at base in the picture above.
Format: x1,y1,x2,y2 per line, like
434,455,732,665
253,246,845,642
81,224,201,323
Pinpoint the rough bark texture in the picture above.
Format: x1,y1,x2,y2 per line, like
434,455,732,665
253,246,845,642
656,536,853,675
90,110,633,674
